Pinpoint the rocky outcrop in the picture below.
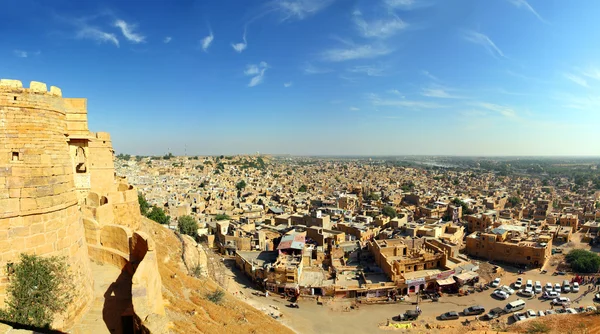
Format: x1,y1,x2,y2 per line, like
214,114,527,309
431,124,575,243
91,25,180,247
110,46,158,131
181,234,208,278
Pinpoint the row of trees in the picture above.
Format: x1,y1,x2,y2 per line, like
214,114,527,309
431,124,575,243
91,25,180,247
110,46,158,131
138,193,170,225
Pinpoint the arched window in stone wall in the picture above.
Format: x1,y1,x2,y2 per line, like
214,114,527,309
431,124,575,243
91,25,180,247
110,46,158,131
75,146,87,173
100,196,108,205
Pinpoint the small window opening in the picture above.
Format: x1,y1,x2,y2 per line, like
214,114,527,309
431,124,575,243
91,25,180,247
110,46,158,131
13,96,17,101
11,152,20,161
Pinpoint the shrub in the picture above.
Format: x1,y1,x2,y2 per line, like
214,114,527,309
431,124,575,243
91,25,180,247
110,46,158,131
382,206,397,218
146,206,170,225
206,289,225,304
565,249,600,273
215,214,230,221
138,192,150,216
177,215,198,238
298,185,307,192
192,264,203,278
0,254,74,329
526,322,550,334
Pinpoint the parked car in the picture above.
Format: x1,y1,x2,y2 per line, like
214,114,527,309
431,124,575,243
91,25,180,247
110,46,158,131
439,311,460,320
526,280,533,290
513,312,527,322
565,308,578,314
551,297,571,306
534,281,542,294
543,291,560,299
538,310,546,317
396,310,419,321
491,278,501,288
545,309,556,315
572,282,579,293
563,280,571,293
545,283,553,291
595,293,600,302
500,285,515,295
554,283,561,292
493,290,509,300
526,309,537,318
484,307,505,320
519,288,534,297
514,277,523,289
463,305,486,316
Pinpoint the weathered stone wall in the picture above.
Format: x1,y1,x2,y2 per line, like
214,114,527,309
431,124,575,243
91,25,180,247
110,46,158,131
0,80,93,328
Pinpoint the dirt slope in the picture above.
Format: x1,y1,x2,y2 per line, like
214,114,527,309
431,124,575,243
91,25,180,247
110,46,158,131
140,218,293,334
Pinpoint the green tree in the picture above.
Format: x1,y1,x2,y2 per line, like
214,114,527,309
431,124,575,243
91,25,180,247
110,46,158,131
0,254,74,329
382,206,397,218
508,196,521,207
287,171,292,176
236,180,247,191
364,192,380,201
177,215,198,238
138,192,150,216
147,206,170,225
215,214,230,221
298,185,308,192
163,152,174,160
565,249,600,273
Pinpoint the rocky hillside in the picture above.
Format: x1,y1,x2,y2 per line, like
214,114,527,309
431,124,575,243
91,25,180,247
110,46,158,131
140,217,293,334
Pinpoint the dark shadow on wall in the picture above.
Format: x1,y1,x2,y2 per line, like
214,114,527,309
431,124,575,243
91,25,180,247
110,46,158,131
102,266,134,334
0,320,65,334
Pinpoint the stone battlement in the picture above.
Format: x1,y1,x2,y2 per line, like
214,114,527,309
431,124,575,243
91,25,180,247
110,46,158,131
0,79,62,97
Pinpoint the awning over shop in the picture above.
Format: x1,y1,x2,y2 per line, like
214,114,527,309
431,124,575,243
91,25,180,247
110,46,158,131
436,277,456,286
454,271,479,283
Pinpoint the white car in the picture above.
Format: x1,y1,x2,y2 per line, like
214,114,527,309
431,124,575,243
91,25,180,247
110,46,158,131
513,312,527,322
514,278,523,289
543,291,560,299
500,285,515,295
572,282,579,293
526,309,537,318
538,310,546,317
491,278,501,288
565,308,578,314
534,281,542,294
554,283,561,292
545,283,553,291
551,297,570,306
493,290,509,300
519,288,534,297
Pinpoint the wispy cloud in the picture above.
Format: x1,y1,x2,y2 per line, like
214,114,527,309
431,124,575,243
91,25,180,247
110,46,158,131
76,26,119,47
352,10,408,39
321,42,392,62
557,93,600,111
421,70,439,81
303,63,332,74
463,30,505,59
347,64,386,76
369,93,445,109
580,67,600,81
164,36,172,43
13,50,29,58
284,82,293,87
384,0,415,8
272,0,335,21
421,85,465,99
564,73,589,88
471,102,518,118
387,89,404,97
507,0,548,23
201,30,214,52
349,106,360,111
231,28,248,53
245,61,269,87
114,19,145,43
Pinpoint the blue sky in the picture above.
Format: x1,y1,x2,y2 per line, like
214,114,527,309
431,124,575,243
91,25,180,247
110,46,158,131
2,0,600,156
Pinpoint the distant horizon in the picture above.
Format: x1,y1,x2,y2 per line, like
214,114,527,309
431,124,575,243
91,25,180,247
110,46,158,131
117,153,600,159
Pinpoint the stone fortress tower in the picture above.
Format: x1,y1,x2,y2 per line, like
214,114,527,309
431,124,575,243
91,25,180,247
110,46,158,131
0,80,94,326
0,79,164,331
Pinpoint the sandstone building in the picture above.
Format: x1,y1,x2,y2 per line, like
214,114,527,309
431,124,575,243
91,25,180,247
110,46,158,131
0,79,165,331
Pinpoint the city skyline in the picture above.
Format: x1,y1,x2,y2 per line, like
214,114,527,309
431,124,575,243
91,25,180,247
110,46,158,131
3,0,600,156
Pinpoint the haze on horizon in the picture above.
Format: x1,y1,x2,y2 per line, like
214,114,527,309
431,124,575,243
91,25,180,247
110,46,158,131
3,0,600,156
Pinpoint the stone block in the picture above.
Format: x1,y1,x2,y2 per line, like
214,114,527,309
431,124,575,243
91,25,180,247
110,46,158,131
0,79,23,88
25,233,45,248
50,86,62,97
1,198,19,213
29,81,47,92
20,198,37,211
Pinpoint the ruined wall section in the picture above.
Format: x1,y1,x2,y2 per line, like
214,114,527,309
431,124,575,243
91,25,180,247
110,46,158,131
0,80,93,328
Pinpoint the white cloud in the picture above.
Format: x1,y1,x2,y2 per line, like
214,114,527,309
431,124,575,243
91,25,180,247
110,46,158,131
471,102,518,118
114,19,145,43
274,0,335,21
353,11,408,39
164,36,172,43
507,0,548,23
321,43,392,62
347,64,386,76
13,50,28,58
564,73,589,88
580,67,600,81
349,107,360,111
231,29,248,53
284,82,293,87
76,26,119,47
421,85,465,99
463,30,505,58
245,62,269,87
303,63,332,74
369,93,445,109
387,89,404,97
421,70,439,81
384,0,415,7
201,31,214,52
